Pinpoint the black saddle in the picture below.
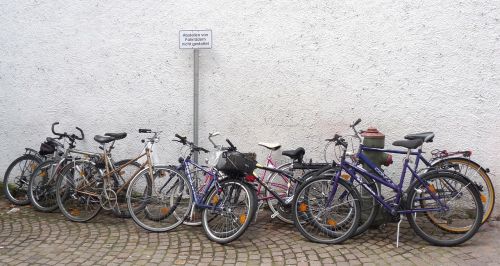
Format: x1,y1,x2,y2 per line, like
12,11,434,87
282,147,306,162
105,132,127,140
392,139,424,149
404,132,434,143
94,135,116,144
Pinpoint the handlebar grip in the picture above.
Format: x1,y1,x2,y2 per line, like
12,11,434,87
226,139,235,149
75,127,84,140
51,122,60,135
139,129,152,133
352,118,361,127
174,134,187,144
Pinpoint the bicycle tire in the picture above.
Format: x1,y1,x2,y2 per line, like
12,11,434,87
202,178,258,244
28,159,60,212
3,154,42,205
56,160,102,222
127,166,192,232
406,171,483,246
431,157,494,225
292,175,360,244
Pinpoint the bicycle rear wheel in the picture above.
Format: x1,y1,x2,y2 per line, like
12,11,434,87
266,163,306,224
432,157,494,225
3,154,42,205
406,171,483,246
202,178,257,244
127,166,192,232
292,175,360,244
28,159,60,212
56,160,102,222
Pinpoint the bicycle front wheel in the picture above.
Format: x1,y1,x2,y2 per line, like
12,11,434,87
202,178,258,244
406,171,483,246
292,175,360,244
28,159,60,212
56,160,102,222
127,166,192,232
3,154,42,205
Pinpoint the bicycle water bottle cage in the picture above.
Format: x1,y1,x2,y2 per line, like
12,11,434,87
281,147,305,163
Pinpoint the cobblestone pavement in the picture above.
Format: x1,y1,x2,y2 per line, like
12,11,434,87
0,199,498,266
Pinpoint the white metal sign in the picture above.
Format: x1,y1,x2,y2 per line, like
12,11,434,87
179,30,212,49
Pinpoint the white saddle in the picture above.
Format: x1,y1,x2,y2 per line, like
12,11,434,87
258,142,281,151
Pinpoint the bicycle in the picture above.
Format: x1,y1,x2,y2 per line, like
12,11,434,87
27,122,85,212
251,143,330,224
127,134,258,244
292,119,483,246
55,129,163,222
312,124,494,234
3,123,62,205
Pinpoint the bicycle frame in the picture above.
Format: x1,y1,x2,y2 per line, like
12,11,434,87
178,158,221,209
332,144,449,215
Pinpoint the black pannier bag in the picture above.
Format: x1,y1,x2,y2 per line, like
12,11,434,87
216,151,257,176
39,141,56,156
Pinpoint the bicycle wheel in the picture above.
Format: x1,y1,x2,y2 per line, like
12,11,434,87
202,178,258,244
266,163,306,224
292,175,360,244
318,169,379,237
432,157,494,225
110,159,142,218
127,166,192,232
56,160,102,222
406,171,483,246
3,154,42,205
28,159,61,212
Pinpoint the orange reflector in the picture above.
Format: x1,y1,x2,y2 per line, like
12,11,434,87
480,193,487,203
341,174,350,181
30,163,38,171
298,202,308,212
239,214,247,224
428,184,436,194
70,209,80,216
326,218,337,227
212,195,219,205
40,171,47,178
160,207,169,215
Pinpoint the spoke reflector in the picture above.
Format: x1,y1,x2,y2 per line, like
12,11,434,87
239,214,247,224
298,202,308,212
480,193,487,203
160,207,169,215
212,195,219,205
327,218,337,227
428,184,436,193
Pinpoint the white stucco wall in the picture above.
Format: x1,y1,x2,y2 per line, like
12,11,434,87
1,1,499,214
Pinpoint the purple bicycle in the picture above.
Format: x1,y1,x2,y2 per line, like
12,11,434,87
292,119,483,246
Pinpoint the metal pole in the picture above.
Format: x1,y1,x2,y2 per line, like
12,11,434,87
193,49,199,163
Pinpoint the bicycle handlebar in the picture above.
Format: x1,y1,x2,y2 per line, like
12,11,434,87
51,122,84,141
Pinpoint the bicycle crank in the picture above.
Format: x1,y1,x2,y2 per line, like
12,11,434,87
99,189,118,210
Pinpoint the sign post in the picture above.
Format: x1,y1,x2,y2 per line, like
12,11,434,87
179,30,212,163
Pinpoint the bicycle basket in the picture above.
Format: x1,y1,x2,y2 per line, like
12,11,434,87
39,141,56,156
215,151,257,176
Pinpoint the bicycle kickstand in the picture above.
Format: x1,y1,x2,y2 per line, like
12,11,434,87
396,214,403,248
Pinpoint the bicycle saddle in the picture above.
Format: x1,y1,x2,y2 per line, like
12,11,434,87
282,147,305,162
105,132,127,140
94,135,116,144
404,132,434,143
392,139,424,149
258,142,281,150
